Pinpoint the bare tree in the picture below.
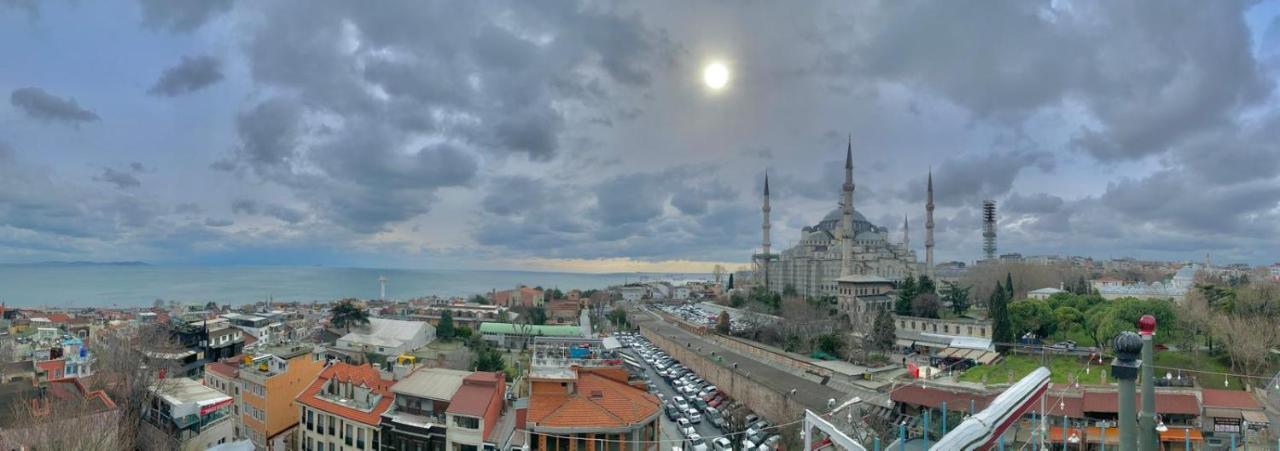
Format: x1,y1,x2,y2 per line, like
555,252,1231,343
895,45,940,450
0,387,121,450
88,324,182,450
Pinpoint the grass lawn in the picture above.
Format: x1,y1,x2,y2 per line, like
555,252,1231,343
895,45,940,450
958,354,1099,385
1153,351,1245,391
957,351,1247,390
427,339,464,351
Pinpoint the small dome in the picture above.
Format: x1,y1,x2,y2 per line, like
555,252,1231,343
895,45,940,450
805,230,833,242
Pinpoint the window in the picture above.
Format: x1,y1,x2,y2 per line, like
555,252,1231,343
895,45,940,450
307,409,314,431
453,416,480,429
357,428,365,449
329,415,335,435
943,325,949,334
346,424,353,446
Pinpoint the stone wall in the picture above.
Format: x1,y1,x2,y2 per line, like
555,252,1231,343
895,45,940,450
640,324,806,425
703,333,833,381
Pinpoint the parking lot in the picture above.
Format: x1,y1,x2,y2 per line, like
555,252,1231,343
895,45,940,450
615,334,781,451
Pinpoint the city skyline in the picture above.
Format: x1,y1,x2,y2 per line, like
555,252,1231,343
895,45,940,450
3,1,1280,272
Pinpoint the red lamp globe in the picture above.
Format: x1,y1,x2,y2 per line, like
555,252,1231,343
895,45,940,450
1137,314,1157,336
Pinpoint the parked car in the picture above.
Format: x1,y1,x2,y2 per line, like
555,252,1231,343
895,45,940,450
686,408,703,423
757,435,781,451
665,403,679,420
678,418,696,436
711,438,733,451
687,434,708,451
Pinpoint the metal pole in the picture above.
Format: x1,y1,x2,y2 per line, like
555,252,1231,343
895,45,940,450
942,401,948,436
999,434,1005,451
1139,331,1156,451
1062,415,1068,451
1032,412,1038,451
1230,432,1236,451
1183,428,1188,451
1119,376,1137,451
924,409,931,450
1101,425,1107,451
899,421,906,451
874,437,880,451
971,399,976,415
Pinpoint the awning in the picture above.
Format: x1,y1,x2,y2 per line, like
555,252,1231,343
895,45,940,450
1241,410,1270,425
1205,407,1242,419
1159,428,1204,442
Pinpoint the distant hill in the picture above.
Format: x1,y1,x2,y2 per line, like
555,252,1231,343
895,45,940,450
0,261,150,267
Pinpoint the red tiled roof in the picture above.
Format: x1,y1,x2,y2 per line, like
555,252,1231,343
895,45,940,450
528,368,659,429
206,361,241,378
242,334,258,347
447,372,502,417
890,385,995,411
1201,389,1260,410
296,363,395,426
1081,391,1199,415
46,313,71,323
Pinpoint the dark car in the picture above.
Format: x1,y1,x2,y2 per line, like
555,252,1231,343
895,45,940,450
665,402,680,421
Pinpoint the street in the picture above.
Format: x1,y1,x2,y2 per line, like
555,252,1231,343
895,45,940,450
622,347,723,448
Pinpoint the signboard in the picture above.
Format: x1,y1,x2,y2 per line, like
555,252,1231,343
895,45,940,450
199,398,234,416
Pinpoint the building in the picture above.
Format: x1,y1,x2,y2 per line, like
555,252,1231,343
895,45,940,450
297,363,395,451
526,366,660,451
894,315,992,354
490,287,545,308
143,378,237,450
757,142,923,298
31,335,92,380
545,300,581,325
411,304,506,328
0,377,119,449
835,274,895,327
239,345,327,450
1027,287,1066,300
444,372,507,451
223,313,284,347
336,317,435,359
478,323,584,349
618,285,646,302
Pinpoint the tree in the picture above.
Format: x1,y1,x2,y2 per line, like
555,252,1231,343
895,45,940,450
469,294,489,304
917,275,937,296
607,308,628,329
815,333,844,356
729,292,746,307
910,293,942,319
329,299,370,333
1008,300,1056,339
895,276,917,315
941,281,972,315
204,301,219,312
89,325,182,450
783,284,798,297
868,308,896,352
1052,306,1083,340
713,264,726,285
1005,272,1015,299
521,306,548,325
152,298,164,309
716,311,731,334
472,341,506,372
455,325,473,339
989,281,1014,350
437,310,456,340
727,273,734,290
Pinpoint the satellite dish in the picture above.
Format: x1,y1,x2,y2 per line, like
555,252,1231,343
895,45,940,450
827,398,837,409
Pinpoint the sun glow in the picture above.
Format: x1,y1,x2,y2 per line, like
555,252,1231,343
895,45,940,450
703,61,730,91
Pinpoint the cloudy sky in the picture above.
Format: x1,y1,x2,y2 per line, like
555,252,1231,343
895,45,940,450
2,0,1279,272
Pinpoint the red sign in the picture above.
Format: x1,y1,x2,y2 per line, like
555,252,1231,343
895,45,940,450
907,362,920,379
199,398,234,416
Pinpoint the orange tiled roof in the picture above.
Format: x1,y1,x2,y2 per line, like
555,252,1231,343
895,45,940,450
206,361,241,378
528,368,659,429
1202,389,1261,410
447,372,502,417
296,363,395,426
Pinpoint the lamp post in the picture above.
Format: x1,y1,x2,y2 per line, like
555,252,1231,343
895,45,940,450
1138,315,1158,451
1112,331,1143,451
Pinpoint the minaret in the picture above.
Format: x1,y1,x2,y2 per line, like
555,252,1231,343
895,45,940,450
925,169,936,281
841,137,855,277
902,215,910,250
762,173,772,257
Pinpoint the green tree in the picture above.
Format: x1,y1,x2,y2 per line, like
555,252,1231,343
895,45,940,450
1052,306,1083,340
816,333,844,356
911,293,942,319
1008,300,1055,339
729,292,746,308
472,341,506,372
917,275,937,296
607,308,628,329
895,276,918,315
1005,272,1016,299
437,310,456,340
941,281,972,315
528,306,548,325
329,299,370,333
205,301,219,312
989,282,1014,350
716,311,731,334
868,308,896,352
548,288,565,300
469,294,489,304
727,273,734,290
455,325,473,339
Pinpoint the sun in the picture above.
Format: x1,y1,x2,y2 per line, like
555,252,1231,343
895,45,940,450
703,62,730,91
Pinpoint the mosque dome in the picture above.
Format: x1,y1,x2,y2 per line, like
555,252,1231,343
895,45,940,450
817,207,874,234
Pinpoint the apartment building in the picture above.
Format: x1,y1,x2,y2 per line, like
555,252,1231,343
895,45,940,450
297,363,394,451
143,378,236,450
526,367,660,451
237,345,328,450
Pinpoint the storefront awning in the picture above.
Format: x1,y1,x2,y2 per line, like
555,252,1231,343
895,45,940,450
1241,410,1270,425
1159,428,1204,442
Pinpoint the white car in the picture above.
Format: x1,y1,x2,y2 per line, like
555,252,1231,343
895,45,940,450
711,438,733,451
687,433,708,451
686,408,703,423
677,418,696,436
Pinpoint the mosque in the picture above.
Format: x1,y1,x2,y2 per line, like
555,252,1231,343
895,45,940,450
754,140,936,300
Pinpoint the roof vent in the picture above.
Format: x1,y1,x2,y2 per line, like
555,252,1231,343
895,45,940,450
589,390,604,400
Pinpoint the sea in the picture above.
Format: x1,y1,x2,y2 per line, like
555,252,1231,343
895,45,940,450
0,265,705,308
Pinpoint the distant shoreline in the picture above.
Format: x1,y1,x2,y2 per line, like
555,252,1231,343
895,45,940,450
0,261,150,267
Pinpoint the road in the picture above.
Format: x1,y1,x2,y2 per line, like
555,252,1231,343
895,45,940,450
622,347,722,448
637,308,861,416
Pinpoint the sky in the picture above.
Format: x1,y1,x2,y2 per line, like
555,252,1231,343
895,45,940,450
1,0,1279,272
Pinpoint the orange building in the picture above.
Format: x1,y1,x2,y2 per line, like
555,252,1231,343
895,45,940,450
238,345,326,450
527,367,660,451
297,362,396,451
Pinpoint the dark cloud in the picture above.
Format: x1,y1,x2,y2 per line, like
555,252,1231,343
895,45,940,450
1004,193,1064,215
129,162,145,172
230,199,257,215
900,150,1054,207
482,176,551,216
9,87,99,126
204,218,233,227
136,0,233,33
148,55,224,97
263,204,305,224
234,97,303,171
94,168,142,189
